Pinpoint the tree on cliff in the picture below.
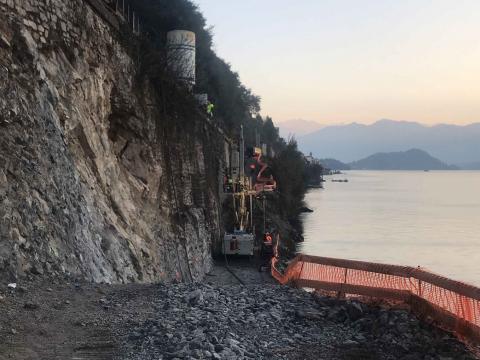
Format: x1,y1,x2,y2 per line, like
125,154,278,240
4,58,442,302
132,0,321,242
271,139,308,221
134,0,260,131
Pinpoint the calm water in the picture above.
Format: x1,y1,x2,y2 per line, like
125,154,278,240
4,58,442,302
300,171,480,286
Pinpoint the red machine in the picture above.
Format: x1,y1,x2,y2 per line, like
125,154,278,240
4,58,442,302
253,152,276,194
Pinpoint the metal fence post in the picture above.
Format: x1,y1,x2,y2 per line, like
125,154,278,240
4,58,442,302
338,268,348,299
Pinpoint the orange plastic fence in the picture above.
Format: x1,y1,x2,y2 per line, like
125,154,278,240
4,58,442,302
272,254,480,344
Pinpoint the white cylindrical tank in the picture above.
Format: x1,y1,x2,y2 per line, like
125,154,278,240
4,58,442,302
166,30,196,89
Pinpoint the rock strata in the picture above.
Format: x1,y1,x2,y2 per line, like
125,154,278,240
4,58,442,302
0,0,224,283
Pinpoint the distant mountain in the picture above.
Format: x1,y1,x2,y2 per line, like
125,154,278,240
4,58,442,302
349,149,458,170
277,119,324,139
456,162,480,170
319,158,351,171
298,119,480,165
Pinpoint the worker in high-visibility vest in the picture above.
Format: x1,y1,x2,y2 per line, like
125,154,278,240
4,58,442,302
206,102,215,117
264,232,273,246
262,232,274,255
259,231,274,272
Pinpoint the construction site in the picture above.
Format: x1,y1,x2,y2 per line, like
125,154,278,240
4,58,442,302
0,0,479,359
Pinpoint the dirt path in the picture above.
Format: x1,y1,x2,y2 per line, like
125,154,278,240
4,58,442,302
206,259,275,286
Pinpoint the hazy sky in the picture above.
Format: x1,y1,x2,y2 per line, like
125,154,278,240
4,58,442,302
194,0,480,125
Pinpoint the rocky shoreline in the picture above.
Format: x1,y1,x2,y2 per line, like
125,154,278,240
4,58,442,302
0,264,477,360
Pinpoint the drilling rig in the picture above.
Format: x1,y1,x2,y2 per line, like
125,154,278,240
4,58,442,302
222,126,276,256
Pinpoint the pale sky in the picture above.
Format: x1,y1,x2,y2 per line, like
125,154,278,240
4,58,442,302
194,0,480,125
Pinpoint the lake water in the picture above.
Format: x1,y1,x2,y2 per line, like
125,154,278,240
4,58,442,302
299,171,480,286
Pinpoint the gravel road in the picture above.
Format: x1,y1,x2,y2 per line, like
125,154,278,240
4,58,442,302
0,263,477,360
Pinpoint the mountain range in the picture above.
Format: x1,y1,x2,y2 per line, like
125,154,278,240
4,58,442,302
318,158,351,171
291,119,480,167
277,119,324,139
319,149,457,171
349,149,458,170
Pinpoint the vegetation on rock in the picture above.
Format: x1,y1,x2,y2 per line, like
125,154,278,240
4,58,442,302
133,0,322,244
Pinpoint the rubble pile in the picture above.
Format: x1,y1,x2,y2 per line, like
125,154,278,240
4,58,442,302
123,283,475,360
0,268,477,359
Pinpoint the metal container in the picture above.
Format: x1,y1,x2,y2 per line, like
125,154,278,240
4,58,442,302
223,233,254,256
166,30,196,88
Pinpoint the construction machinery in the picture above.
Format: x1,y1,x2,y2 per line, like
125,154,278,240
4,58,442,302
253,150,276,194
222,126,276,256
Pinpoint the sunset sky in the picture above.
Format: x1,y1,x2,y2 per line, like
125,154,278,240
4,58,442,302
194,0,480,126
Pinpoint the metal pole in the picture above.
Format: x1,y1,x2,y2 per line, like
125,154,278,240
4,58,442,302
338,268,348,299
132,12,135,31
232,194,238,227
250,194,253,232
122,0,124,17
240,125,244,179
240,193,245,231
263,196,266,234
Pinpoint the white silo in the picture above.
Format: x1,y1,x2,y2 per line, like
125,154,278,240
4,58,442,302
166,30,196,89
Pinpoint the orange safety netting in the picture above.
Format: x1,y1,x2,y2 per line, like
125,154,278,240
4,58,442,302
272,254,480,344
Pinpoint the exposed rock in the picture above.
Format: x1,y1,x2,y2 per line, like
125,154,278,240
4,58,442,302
23,301,40,310
0,0,224,283
346,300,364,321
120,282,477,360
0,33,10,48
295,308,325,320
185,289,204,306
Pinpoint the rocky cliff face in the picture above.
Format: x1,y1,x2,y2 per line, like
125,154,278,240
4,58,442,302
0,0,223,283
